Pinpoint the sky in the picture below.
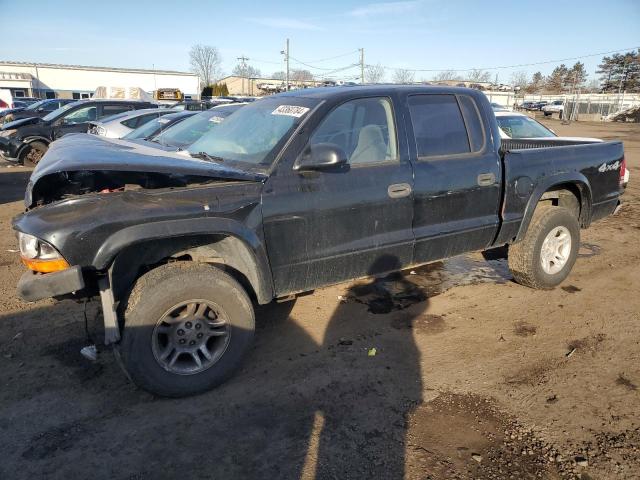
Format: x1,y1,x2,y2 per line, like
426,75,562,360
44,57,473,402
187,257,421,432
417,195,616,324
1,0,638,84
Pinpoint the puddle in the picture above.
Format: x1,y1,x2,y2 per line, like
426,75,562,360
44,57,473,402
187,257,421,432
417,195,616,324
346,251,512,314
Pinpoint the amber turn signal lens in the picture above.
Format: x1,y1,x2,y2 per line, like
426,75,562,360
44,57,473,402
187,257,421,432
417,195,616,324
21,257,70,273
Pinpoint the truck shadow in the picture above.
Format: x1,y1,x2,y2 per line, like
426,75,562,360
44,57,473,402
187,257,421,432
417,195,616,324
0,255,425,479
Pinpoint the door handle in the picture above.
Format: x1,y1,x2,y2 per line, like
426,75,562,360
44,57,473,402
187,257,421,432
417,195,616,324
387,183,412,198
477,173,496,187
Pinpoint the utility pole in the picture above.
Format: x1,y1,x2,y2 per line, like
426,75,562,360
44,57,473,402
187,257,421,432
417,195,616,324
280,40,290,91
359,48,364,84
33,62,40,98
237,55,249,94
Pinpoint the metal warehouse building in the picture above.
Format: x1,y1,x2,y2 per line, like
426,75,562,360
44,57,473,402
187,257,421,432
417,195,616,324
0,61,200,100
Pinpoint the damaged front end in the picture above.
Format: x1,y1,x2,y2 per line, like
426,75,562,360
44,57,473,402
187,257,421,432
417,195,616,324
24,134,266,209
25,169,226,208
14,134,267,344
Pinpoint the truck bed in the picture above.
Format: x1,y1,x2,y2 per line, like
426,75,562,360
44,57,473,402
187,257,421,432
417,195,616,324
496,138,624,245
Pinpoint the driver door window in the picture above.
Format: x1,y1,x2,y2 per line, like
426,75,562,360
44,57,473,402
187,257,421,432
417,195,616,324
62,106,96,124
309,97,398,165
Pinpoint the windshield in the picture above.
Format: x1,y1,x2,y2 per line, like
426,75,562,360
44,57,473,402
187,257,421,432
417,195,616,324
151,106,243,148
43,102,79,122
496,115,556,138
25,100,48,111
188,98,317,167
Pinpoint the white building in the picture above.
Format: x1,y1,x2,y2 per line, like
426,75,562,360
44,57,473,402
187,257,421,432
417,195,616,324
0,61,200,100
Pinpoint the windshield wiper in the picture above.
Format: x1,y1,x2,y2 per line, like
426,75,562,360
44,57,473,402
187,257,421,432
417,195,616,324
190,151,225,163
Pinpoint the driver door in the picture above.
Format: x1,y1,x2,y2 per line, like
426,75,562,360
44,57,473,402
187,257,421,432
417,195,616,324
262,96,415,295
53,105,97,139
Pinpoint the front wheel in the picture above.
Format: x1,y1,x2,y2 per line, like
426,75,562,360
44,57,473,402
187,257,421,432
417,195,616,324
118,262,255,397
508,206,580,289
21,141,48,166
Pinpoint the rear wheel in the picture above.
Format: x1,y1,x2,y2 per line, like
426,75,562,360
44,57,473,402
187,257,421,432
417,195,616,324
508,206,580,289
118,262,255,397
21,141,48,166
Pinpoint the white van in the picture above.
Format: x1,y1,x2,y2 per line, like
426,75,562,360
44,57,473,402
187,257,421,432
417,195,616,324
0,89,14,112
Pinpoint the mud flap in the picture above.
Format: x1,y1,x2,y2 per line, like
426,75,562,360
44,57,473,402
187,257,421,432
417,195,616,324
98,276,120,344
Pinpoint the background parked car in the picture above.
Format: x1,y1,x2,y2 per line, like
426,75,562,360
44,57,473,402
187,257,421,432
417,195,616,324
131,103,245,151
495,111,557,139
123,110,197,141
0,90,39,110
542,100,565,117
88,108,178,138
0,98,76,125
0,99,157,164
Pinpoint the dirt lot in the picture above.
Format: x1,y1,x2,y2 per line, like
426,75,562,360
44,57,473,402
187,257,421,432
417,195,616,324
0,119,639,480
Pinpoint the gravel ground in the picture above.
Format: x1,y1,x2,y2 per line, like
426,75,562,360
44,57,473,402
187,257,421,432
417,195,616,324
0,119,638,480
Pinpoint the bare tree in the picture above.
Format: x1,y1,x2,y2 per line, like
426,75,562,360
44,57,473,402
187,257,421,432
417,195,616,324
290,69,314,82
232,63,261,78
271,71,286,80
585,78,601,93
365,63,385,83
393,68,415,84
510,70,530,90
433,70,457,81
468,69,491,83
189,44,222,88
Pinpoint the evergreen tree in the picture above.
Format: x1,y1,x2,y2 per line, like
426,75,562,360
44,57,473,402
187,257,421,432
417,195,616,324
545,64,568,92
596,50,640,92
567,62,587,88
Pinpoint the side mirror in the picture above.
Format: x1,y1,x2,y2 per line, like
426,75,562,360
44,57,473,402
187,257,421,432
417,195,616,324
294,143,348,172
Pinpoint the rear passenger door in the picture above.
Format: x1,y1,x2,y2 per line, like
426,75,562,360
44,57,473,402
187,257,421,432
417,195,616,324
406,94,502,264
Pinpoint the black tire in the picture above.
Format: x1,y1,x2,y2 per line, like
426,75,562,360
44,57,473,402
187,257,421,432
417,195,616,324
21,141,48,166
118,262,255,397
508,206,580,289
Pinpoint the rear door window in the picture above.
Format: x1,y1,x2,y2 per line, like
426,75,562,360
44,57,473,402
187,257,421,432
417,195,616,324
458,95,485,152
100,104,133,119
121,113,158,129
408,94,470,157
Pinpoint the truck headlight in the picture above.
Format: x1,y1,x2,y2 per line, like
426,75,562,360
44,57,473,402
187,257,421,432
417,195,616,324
18,232,70,273
0,129,17,137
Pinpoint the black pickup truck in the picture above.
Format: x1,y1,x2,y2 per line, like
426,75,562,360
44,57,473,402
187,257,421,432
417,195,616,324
13,86,626,397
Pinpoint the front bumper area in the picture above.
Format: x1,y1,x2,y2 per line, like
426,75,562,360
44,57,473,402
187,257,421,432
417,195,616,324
18,266,85,302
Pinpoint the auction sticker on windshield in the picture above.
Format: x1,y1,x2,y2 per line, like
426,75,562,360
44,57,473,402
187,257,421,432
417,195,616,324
209,116,225,123
271,105,310,117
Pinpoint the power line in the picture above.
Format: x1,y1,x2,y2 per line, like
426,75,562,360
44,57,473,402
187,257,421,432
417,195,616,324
288,55,358,71
368,46,640,73
293,50,360,63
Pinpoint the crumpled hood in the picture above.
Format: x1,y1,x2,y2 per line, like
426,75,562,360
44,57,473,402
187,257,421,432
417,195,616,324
1,116,43,130
31,133,267,184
